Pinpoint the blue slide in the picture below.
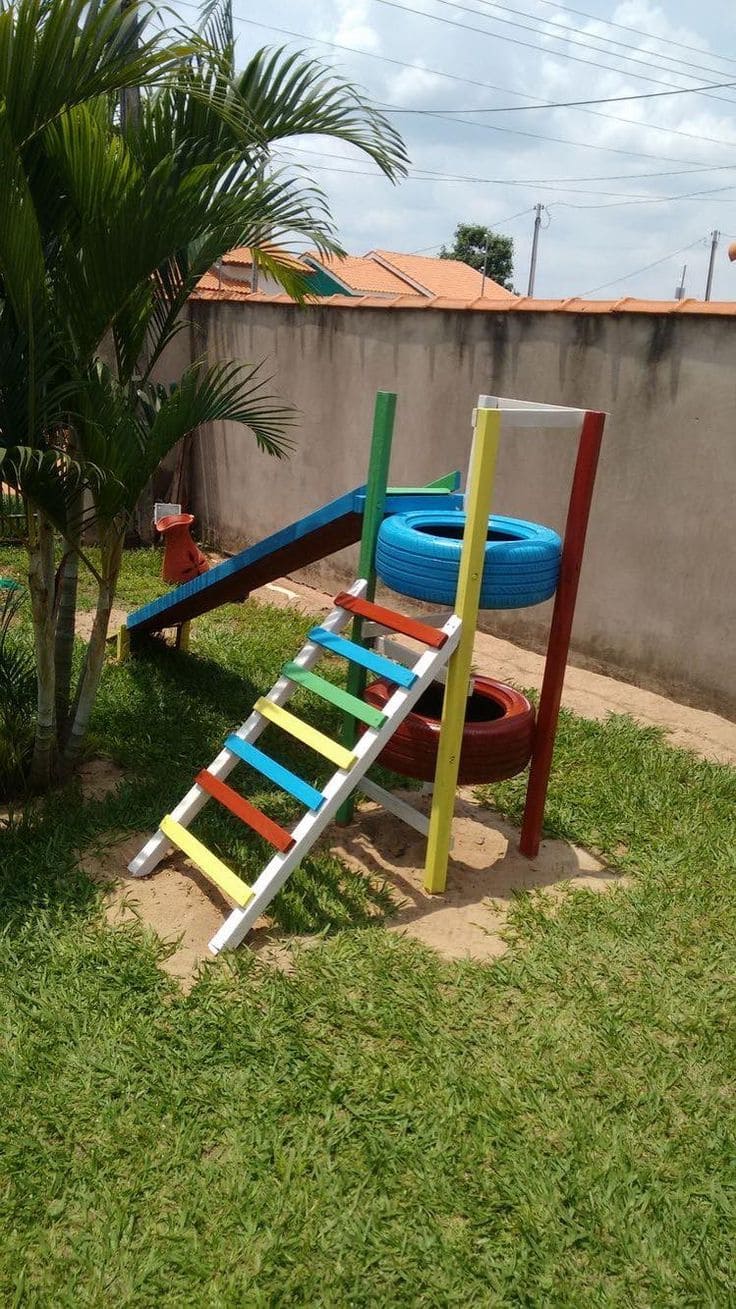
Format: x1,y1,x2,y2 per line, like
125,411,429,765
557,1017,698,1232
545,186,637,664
126,480,462,637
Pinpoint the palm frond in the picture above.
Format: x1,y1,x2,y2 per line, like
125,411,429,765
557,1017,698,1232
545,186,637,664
77,358,294,524
197,0,234,72
235,47,408,179
0,0,197,148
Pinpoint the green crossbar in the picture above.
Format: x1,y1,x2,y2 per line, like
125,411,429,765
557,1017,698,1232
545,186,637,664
386,486,455,496
387,471,460,494
282,661,387,730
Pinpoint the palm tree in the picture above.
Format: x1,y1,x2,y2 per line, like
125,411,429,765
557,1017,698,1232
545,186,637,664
0,0,407,790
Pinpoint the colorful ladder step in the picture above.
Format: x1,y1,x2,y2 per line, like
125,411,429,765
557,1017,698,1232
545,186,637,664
160,814,253,905
196,770,294,853
307,627,417,687
334,591,448,648
282,662,387,730
225,734,325,810
254,697,357,771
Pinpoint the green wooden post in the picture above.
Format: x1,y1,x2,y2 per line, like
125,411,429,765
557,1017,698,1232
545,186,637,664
335,391,396,825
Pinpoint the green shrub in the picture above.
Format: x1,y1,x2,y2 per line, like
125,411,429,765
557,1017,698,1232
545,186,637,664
0,582,36,797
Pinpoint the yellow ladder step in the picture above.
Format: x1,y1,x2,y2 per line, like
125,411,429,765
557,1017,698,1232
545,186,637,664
160,814,253,906
254,697,357,771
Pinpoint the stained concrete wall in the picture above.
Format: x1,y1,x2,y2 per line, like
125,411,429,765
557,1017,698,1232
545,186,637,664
186,300,736,718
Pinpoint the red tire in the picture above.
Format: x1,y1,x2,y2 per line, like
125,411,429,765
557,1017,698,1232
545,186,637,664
364,676,535,785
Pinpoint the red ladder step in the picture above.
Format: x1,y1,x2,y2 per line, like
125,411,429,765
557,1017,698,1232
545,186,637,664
196,770,295,853
334,591,448,649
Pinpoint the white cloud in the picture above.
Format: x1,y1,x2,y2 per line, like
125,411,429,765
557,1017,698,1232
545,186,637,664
330,0,380,53
235,0,736,299
387,63,447,106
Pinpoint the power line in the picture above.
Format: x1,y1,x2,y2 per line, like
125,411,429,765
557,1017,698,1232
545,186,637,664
468,0,736,91
376,102,727,167
209,10,736,155
279,142,736,187
578,239,705,296
371,0,736,108
411,207,536,251
279,150,736,208
526,0,736,69
392,79,736,115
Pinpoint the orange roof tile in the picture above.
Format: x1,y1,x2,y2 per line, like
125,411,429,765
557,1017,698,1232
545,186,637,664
221,245,310,273
192,271,252,300
222,287,733,312
369,250,515,300
303,252,413,295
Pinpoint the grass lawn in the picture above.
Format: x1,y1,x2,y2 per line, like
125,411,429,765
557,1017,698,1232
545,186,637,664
1,545,735,1306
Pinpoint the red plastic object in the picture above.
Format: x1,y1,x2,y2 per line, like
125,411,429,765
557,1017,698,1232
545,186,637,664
156,513,209,585
364,675,535,785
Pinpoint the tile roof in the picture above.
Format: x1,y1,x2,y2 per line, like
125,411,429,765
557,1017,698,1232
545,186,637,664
221,245,310,273
369,249,514,299
192,271,252,300
302,252,413,295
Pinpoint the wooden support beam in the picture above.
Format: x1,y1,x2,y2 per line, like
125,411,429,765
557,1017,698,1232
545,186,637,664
424,407,501,894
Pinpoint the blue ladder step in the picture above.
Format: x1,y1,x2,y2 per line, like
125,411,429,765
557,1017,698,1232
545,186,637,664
308,627,417,688
225,735,324,810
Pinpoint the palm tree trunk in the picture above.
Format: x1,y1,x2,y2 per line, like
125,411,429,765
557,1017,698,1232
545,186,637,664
54,545,79,744
63,526,123,771
27,510,58,790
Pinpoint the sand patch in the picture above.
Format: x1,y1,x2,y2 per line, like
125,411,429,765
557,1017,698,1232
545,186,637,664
83,790,624,988
85,833,306,991
331,789,624,963
78,757,124,801
1,756,123,827
75,607,128,642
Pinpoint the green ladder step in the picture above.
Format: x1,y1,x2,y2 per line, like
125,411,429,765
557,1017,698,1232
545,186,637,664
282,662,387,730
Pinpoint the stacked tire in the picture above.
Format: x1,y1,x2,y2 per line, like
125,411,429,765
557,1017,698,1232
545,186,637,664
376,511,562,609
364,676,535,785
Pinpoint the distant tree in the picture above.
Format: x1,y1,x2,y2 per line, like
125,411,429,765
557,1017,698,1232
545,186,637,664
440,223,513,289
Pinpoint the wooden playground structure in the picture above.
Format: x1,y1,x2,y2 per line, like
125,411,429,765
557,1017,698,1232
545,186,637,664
127,392,606,953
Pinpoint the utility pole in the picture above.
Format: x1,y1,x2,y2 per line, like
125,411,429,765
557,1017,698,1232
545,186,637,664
527,203,544,297
704,229,719,301
480,233,490,297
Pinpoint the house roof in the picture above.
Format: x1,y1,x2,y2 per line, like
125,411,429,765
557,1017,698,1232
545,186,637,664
221,245,311,273
302,252,413,295
302,248,514,299
369,249,514,299
192,271,252,300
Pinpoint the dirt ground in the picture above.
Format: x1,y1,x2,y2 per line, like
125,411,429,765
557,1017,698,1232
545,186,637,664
91,790,621,991
76,572,735,987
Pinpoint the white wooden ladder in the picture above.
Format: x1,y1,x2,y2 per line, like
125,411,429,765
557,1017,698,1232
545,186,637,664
129,579,461,953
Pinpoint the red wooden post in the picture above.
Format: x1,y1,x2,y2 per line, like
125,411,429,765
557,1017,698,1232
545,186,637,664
519,410,606,858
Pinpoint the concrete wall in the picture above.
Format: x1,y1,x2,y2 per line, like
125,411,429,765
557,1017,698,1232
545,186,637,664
186,300,736,718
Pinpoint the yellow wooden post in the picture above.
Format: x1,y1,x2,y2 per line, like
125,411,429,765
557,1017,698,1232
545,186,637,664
177,621,191,652
116,622,131,664
424,406,501,893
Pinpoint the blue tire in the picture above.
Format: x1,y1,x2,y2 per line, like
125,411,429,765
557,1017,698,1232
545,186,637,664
376,511,562,609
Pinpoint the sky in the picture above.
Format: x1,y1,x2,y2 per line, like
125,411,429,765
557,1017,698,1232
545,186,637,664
224,0,736,299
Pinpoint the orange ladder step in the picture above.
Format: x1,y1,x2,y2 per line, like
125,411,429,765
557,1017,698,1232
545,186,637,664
196,770,295,853
334,591,448,648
